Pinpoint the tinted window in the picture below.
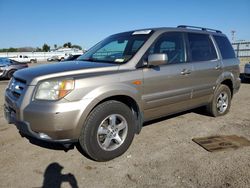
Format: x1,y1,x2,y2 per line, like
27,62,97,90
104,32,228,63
149,32,185,63
188,33,217,62
213,35,235,59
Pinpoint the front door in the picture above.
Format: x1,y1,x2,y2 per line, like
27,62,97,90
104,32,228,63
142,32,194,121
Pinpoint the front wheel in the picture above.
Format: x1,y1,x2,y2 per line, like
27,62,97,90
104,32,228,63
206,84,232,117
79,100,135,161
7,70,16,79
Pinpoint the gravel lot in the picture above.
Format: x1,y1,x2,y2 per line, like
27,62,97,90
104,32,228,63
0,61,250,188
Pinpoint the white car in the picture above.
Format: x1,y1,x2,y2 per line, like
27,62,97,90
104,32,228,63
10,55,37,63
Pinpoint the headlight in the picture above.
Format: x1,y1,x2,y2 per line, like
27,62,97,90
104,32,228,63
35,79,75,100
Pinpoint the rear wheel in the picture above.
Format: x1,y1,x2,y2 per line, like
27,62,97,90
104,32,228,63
79,100,135,161
206,84,231,117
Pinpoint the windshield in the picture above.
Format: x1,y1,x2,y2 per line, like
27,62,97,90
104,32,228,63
77,31,152,64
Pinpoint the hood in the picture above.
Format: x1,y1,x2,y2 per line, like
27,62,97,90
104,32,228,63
14,60,118,85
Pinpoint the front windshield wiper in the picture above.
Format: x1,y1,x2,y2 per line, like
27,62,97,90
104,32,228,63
78,58,117,64
78,57,95,62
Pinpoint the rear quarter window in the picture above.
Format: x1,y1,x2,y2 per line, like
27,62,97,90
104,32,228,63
213,35,236,59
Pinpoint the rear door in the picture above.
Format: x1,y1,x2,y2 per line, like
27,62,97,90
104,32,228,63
186,32,222,105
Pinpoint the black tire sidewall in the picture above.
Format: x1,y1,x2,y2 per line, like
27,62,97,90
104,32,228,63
80,101,135,161
7,70,15,79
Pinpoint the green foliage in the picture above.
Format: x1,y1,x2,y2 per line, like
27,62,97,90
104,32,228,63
63,42,72,48
42,43,50,52
36,47,42,52
71,45,82,50
0,47,18,52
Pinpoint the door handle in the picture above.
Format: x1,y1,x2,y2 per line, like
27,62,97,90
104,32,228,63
215,65,222,70
181,69,192,75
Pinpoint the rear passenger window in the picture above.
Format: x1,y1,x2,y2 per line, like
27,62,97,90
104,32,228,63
149,32,185,64
188,33,217,62
213,35,235,59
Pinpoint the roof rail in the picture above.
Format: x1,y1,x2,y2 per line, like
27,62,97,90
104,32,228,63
177,25,222,33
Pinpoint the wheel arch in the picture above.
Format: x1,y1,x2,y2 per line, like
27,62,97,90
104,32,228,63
216,72,235,98
7,69,17,79
221,79,233,97
75,92,143,139
98,95,143,133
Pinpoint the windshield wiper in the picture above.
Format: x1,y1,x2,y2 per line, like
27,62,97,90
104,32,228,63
79,57,95,62
79,58,116,64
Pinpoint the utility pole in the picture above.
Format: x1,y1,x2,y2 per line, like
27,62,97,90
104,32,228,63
231,30,236,42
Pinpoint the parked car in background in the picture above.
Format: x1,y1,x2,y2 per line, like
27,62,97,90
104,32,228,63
47,56,59,62
9,55,37,64
62,54,82,61
244,62,250,80
48,54,83,62
47,54,69,62
0,58,28,79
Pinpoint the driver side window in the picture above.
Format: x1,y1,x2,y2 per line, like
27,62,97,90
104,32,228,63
149,32,185,64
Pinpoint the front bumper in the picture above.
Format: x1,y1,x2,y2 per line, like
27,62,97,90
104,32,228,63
0,69,7,78
4,104,77,143
4,86,92,143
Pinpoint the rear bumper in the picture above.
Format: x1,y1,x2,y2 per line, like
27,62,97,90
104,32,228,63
244,73,250,79
244,65,250,77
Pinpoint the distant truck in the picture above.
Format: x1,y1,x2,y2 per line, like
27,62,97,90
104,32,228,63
10,55,37,63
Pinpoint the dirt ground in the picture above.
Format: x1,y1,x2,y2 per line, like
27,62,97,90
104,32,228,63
0,62,250,188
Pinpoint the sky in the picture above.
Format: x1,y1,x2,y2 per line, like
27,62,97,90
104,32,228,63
0,0,249,49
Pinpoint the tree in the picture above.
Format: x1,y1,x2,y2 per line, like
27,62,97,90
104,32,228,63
71,45,82,50
54,44,57,49
42,43,50,52
63,42,72,48
36,47,42,52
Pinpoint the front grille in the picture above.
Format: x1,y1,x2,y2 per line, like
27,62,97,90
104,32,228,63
8,77,27,98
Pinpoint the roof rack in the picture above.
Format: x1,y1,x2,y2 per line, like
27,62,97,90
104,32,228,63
177,25,222,33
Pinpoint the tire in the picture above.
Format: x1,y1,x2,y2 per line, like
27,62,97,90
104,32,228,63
30,60,35,64
206,84,231,117
7,70,16,79
79,100,135,161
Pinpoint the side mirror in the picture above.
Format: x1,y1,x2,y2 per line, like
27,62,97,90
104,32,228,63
148,54,168,66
